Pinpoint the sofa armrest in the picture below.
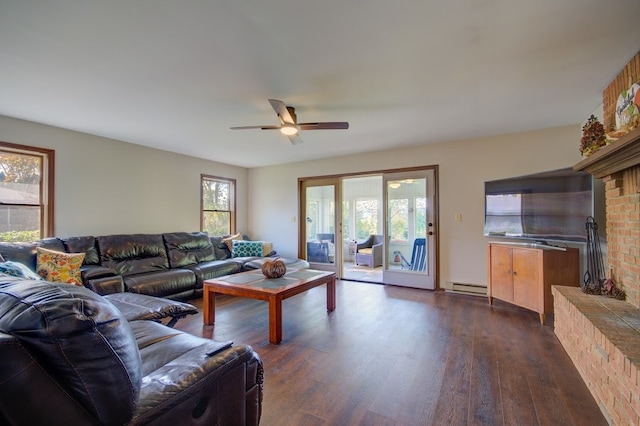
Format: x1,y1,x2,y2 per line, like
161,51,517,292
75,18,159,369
85,275,125,295
128,321,264,425
81,265,123,295
104,293,198,327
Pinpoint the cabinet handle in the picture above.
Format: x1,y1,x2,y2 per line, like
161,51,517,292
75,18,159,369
513,271,517,276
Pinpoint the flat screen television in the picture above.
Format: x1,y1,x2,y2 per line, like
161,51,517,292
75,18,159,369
484,167,605,244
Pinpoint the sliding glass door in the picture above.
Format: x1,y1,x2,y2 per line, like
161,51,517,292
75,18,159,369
299,178,341,275
299,167,438,288
382,169,436,289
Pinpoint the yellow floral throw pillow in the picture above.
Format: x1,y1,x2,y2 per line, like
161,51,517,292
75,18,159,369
36,247,85,286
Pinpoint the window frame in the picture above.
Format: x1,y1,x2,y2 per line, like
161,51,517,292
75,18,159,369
0,141,55,240
200,174,236,236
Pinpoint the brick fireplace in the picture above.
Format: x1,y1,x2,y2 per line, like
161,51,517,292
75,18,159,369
552,126,640,425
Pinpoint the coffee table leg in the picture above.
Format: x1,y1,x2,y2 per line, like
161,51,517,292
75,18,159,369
327,276,336,311
203,286,215,325
269,295,283,344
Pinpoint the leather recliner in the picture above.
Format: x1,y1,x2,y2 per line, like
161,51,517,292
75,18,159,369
0,277,264,425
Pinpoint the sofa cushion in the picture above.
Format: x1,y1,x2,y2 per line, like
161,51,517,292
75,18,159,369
163,232,215,268
129,320,233,376
210,236,232,260
0,238,65,271
182,259,243,288
0,261,43,281
0,278,142,425
36,247,85,285
123,268,196,299
104,292,198,324
61,236,100,265
0,242,38,270
98,234,170,276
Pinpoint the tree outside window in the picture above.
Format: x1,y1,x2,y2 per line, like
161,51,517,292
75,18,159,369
342,200,350,240
355,199,378,239
415,197,427,238
201,175,235,236
0,143,54,242
389,198,409,242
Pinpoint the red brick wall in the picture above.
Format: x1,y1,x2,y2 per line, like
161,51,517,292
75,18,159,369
602,166,640,309
603,51,640,132
553,286,640,426
553,48,640,426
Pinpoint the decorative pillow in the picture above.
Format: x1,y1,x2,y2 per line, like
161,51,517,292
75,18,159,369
0,261,43,281
261,241,273,256
222,233,243,251
232,240,263,258
36,247,85,286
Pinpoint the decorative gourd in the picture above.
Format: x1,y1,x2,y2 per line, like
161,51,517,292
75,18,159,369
262,258,287,278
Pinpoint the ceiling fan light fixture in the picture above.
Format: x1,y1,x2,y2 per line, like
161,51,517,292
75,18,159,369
280,125,298,136
389,182,401,189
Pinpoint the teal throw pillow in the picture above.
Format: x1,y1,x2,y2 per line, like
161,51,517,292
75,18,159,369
232,240,263,258
0,261,43,281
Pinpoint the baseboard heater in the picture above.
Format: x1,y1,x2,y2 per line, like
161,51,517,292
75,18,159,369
445,282,487,296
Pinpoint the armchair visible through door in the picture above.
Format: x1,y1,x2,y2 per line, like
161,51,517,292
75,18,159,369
401,238,426,271
355,235,384,268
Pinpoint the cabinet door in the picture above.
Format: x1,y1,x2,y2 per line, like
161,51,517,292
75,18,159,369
490,245,513,302
512,248,541,312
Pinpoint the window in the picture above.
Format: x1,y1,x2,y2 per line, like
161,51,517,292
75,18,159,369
0,142,54,242
415,197,427,238
354,198,378,239
388,198,408,242
201,175,235,236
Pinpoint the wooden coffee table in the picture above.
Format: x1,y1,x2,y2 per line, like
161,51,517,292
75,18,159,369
203,269,336,344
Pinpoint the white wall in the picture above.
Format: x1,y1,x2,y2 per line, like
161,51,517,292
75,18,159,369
248,124,585,289
0,114,587,289
0,115,249,236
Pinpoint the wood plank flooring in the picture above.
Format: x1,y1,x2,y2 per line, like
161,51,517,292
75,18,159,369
174,280,606,426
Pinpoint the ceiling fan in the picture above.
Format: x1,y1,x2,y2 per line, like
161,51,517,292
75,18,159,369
230,99,349,145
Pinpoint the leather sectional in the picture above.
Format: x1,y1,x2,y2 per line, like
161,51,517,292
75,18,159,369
0,277,264,425
0,231,307,301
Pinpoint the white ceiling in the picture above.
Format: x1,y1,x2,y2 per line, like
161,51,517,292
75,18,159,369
1,1,639,168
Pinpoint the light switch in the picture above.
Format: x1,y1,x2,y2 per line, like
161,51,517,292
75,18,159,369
290,216,296,222
455,213,462,222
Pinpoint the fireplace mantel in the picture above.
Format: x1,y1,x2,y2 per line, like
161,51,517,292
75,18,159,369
573,127,640,178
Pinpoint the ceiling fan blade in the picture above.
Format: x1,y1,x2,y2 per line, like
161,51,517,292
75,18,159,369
298,122,349,130
233,100,346,146
230,125,281,130
287,133,304,145
268,99,296,125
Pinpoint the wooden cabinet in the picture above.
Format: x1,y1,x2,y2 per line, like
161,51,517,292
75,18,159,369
487,243,579,324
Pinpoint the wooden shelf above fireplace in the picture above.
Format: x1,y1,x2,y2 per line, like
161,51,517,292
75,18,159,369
574,126,640,178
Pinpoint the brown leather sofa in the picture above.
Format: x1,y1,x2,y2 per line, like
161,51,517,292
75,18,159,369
0,277,264,425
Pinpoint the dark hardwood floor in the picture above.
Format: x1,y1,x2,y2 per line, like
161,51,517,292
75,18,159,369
175,280,606,426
